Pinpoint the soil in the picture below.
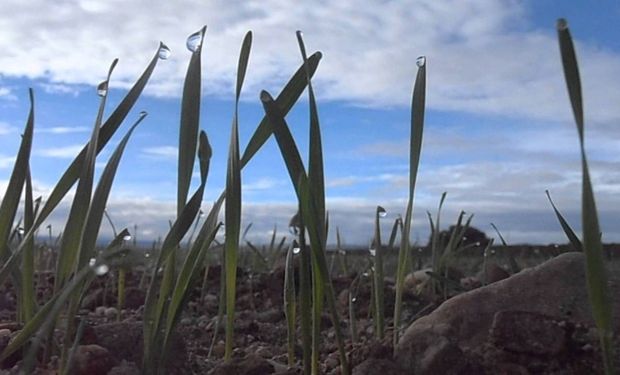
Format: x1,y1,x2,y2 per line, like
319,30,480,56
0,246,615,374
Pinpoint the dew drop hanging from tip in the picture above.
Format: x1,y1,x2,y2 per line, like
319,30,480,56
556,18,568,31
97,81,108,97
186,29,203,52
158,43,171,60
416,56,426,68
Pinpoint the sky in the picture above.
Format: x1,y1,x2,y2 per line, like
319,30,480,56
0,0,619,246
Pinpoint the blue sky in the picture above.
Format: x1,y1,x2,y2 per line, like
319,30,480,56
1,0,620,245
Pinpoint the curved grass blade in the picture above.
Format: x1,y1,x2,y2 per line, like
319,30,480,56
545,190,583,251
55,59,118,290
20,164,36,322
240,52,322,168
261,90,350,374
489,223,520,274
0,89,34,261
178,25,207,212
0,45,162,286
394,56,426,347
143,132,211,372
556,19,614,373
78,113,146,269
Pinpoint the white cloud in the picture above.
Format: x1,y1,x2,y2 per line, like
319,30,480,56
36,126,90,134
0,156,15,169
141,146,177,160
0,1,617,124
36,145,84,158
0,122,17,135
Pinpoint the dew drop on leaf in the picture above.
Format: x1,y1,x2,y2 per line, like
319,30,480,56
186,29,203,52
97,81,108,97
416,56,426,68
158,43,171,60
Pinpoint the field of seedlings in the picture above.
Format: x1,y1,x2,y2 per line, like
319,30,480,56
0,19,617,375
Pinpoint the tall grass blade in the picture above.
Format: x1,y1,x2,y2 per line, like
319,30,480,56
0,89,34,262
261,90,350,374
55,59,117,290
284,244,297,367
372,206,385,338
240,52,322,168
0,45,161,286
557,19,614,374
20,165,36,322
178,25,206,212
394,56,426,347
224,30,251,361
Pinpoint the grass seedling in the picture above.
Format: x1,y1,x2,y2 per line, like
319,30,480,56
260,32,350,373
555,18,615,374
372,205,386,338
393,55,426,348
223,30,251,361
284,243,297,367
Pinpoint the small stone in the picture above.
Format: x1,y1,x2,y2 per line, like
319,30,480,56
72,344,115,375
104,307,118,320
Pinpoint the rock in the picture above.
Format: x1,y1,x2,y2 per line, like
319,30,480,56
395,252,620,374
107,360,141,375
353,358,407,375
479,262,510,284
490,310,567,355
209,354,274,375
71,344,115,375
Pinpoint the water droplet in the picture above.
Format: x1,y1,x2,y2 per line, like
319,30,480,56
475,241,481,247
158,43,171,60
17,227,25,235
293,247,301,255
89,258,96,267
490,249,496,255
338,249,346,256
368,248,376,257
416,56,426,68
351,297,357,303
145,253,150,258
123,234,132,241
95,264,109,276
377,206,387,218
418,248,423,253
186,29,204,52
139,110,148,117
97,81,108,97
556,18,568,31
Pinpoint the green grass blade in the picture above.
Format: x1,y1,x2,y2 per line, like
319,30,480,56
178,25,206,213
490,223,520,273
240,52,322,168
373,206,385,338
557,18,614,374
143,132,211,372
261,90,349,374
394,56,426,348
545,190,583,251
20,164,36,322
0,45,161,287
0,89,34,261
78,114,145,269
284,244,297,367
223,31,251,361
55,59,118,290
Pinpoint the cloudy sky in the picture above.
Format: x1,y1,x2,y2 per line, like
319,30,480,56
1,0,619,246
